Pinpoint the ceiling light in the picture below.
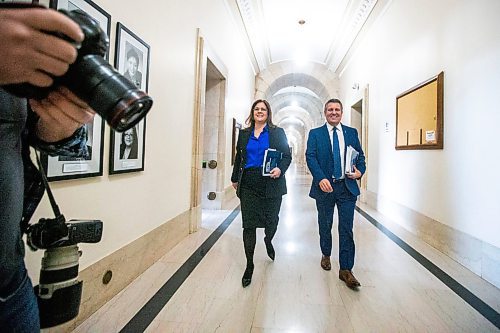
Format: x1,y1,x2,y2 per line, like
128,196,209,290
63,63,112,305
298,19,306,25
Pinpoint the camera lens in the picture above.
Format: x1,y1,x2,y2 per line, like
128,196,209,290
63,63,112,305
35,245,83,328
109,90,153,132
62,55,153,132
1,9,153,131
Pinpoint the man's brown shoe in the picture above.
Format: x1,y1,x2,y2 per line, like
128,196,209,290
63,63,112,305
320,256,331,271
339,270,361,289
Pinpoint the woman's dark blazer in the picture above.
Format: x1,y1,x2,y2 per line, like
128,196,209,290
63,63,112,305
119,142,138,159
231,126,292,198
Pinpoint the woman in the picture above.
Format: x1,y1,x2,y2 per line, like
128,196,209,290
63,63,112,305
231,99,292,287
119,126,138,159
123,48,143,88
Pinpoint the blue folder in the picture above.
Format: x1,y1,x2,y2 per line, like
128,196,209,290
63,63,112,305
262,149,282,176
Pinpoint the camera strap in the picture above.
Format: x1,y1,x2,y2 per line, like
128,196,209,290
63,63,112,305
34,150,63,218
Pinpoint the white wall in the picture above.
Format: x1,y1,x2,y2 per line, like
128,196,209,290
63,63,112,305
25,0,255,278
339,0,500,247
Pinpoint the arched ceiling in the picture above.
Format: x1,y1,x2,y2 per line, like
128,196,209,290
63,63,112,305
271,94,322,127
225,0,379,73
265,73,330,102
256,62,338,131
274,106,313,131
223,1,382,157
273,86,319,99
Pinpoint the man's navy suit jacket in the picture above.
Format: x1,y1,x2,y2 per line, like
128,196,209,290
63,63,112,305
306,123,366,199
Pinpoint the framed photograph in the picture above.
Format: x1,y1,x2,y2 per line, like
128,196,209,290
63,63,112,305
231,118,242,165
0,1,38,3
50,0,111,61
109,23,150,174
42,0,111,181
109,122,146,174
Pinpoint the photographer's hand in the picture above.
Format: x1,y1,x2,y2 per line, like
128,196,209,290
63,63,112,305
30,86,95,142
0,8,84,86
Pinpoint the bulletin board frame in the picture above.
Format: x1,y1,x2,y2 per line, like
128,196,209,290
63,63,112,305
395,71,444,150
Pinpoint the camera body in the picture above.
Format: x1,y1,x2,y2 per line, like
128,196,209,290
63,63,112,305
4,8,153,132
27,215,103,250
26,215,103,328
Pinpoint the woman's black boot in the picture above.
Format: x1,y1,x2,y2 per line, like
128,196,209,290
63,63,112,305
264,237,275,261
242,265,254,287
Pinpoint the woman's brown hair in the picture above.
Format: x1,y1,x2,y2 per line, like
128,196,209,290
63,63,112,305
245,99,276,128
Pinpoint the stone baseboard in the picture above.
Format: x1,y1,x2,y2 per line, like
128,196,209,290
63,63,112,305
45,209,191,332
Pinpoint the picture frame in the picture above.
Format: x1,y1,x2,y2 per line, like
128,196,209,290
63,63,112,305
109,23,150,174
231,118,242,165
395,71,444,150
50,0,111,60
0,0,38,3
42,0,111,181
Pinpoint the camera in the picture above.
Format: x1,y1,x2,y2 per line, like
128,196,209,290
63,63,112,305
27,215,103,250
26,215,103,328
4,8,153,132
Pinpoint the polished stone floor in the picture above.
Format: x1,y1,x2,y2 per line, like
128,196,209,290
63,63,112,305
73,163,500,332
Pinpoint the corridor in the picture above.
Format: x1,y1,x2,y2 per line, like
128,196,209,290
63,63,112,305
72,164,499,332
2,0,499,332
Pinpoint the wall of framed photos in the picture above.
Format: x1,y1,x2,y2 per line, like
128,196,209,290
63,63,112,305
29,0,254,247
26,1,256,327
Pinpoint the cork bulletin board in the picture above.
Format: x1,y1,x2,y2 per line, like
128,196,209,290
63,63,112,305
396,72,444,150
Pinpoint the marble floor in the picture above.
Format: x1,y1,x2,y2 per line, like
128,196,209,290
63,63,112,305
73,163,500,332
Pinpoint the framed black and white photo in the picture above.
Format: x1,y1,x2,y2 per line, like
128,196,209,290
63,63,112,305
109,122,146,174
231,118,242,165
109,23,150,174
50,0,111,61
114,23,150,91
42,0,111,181
41,122,105,181
0,1,38,3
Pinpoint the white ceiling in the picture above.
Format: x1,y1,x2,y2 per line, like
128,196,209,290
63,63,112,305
262,0,349,64
226,0,378,73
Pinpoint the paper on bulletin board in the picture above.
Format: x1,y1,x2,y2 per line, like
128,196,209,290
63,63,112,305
425,130,436,143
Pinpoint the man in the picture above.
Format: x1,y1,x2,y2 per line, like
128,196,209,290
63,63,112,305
0,6,95,331
305,98,366,289
123,48,142,88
